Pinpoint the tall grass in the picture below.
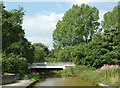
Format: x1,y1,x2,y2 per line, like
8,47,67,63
59,65,96,77
57,66,119,86
79,68,119,86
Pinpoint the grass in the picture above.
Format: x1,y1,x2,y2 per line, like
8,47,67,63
28,72,40,81
56,65,119,86
3,73,15,75
79,68,119,86
18,72,40,81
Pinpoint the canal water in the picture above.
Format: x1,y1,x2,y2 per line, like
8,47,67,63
33,77,96,87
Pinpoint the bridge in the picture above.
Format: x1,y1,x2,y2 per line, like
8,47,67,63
28,62,75,72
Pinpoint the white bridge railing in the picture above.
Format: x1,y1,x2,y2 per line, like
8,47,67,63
28,62,75,69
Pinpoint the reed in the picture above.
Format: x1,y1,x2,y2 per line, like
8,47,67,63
58,65,119,86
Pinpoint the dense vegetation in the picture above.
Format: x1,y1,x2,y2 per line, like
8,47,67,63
1,2,120,80
1,3,34,74
56,66,119,86
53,4,120,68
1,3,56,74
33,43,49,62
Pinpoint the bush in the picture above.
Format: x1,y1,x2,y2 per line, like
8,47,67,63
2,53,28,74
28,73,40,81
45,57,58,62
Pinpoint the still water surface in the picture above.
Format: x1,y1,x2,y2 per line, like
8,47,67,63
33,77,95,87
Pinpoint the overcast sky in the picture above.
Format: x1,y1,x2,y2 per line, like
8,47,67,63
5,0,118,50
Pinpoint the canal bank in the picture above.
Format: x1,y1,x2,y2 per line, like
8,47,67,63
27,65,119,87
2,74,39,88
2,79,35,88
54,65,119,87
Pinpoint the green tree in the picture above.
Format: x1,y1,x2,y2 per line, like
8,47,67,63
33,46,45,62
102,6,119,31
83,29,120,68
48,49,55,58
82,5,120,68
53,4,99,50
45,57,58,62
2,5,24,51
34,43,49,57
2,53,28,74
1,3,34,63
102,5,120,65
33,43,50,62
81,33,107,68
54,43,86,63
53,4,99,61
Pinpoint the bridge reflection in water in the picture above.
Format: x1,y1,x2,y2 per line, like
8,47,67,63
28,62,75,72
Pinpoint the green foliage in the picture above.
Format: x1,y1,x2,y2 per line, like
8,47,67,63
2,53,28,74
28,73,40,81
1,3,34,74
19,73,26,80
101,6,120,66
34,43,49,57
52,4,120,68
80,5,120,68
102,6,119,30
1,2,120,78
82,29,120,68
58,66,119,86
55,43,86,63
53,4,99,63
48,49,55,58
32,46,58,62
33,46,45,62
2,3,34,64
53,4,99,48
45,57,58,62
2,5,24,51
0,57,2,72
59,66,96,77
33,43,50,62
4,39,34,64
79,68,119,86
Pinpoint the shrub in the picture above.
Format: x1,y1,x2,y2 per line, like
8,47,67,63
2,53,28,74
28,72,40,81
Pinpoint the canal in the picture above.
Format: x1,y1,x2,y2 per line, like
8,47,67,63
32,77,96,87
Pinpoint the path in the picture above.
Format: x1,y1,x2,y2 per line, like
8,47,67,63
1,75,34,88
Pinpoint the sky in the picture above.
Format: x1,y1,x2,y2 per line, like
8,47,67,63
4,0,119,50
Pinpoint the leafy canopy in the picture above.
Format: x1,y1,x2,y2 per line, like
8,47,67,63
1,3,34,64
53,4,99,50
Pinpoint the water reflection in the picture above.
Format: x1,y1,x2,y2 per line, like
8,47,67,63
34,77,95,87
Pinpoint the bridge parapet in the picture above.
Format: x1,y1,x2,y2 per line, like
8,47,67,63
45,62,75,66
31,62,75,66
28,62,75,69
